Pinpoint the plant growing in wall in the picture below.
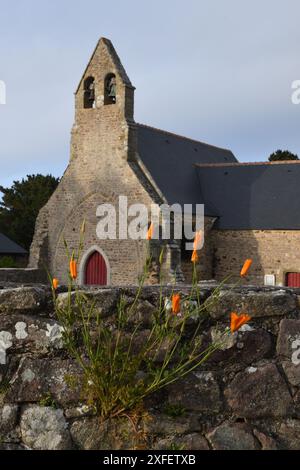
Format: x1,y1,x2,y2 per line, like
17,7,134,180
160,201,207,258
49,224,252,422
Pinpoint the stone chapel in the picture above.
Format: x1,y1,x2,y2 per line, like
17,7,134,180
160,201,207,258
29,38,300,287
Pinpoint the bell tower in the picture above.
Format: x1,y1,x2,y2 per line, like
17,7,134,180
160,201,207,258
70,37,136,163
74,38,134,119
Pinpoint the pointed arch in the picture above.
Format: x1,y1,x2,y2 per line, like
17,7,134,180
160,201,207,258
104,73,116,104
83,76,95,108
79,245,110,285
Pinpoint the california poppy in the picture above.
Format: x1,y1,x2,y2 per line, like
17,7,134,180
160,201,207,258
230,312,251,333
191,249,199,263
172,293,181,314
193,229,203,251
70,259,77,280
240,259,253,277
52,278,59,290
146,222,154,241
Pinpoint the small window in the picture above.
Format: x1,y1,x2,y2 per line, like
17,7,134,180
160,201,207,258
264,274,276,286
83,76,95,108
104,73,116,105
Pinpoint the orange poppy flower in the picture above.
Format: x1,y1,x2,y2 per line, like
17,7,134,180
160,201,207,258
146,222,154,240
191,249,199,263
240,259,253,277
230,312,251,333
172,293,181,314
52,278,59,290
193,229,203,251
69,259,77,280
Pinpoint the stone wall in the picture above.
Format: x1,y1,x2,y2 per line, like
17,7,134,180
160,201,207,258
0,269,46,285
1,284,300,450
211,229,300,286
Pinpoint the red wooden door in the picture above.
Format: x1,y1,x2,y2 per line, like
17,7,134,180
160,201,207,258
286,272,300,287
85,251,107,285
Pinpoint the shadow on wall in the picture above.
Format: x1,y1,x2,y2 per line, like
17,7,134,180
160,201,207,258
211,230,262,285
180,217,216,283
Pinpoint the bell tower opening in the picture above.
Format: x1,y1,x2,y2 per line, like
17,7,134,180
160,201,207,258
104,73,116,105
83,76,95,108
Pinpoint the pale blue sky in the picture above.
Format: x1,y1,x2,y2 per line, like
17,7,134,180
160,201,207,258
0,0,300,188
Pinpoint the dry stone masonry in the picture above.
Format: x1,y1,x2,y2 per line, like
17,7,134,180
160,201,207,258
1,283,300,450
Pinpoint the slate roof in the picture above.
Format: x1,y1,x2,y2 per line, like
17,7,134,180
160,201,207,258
137,123,237,215
136,124,300,230
0,233,27,255
195,161,300,229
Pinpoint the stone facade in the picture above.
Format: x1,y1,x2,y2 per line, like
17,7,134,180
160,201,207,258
28,38,178,286
210,229,300,286
1,284,300,449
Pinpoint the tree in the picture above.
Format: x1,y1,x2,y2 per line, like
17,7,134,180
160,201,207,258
0,174,59,250
0,256,17,268
268,149,299,162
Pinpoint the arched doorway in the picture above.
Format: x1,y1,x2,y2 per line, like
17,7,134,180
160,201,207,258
85,250,108,285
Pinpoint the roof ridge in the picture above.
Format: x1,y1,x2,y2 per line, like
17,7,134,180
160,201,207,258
137,123,233,153
194,160,300,168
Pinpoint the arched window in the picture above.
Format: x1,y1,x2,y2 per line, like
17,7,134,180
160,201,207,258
83,76,95,108
104,73,116,105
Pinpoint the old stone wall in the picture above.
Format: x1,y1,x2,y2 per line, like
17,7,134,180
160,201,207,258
0,269,46,285
1,284,300,450
211,229,300,286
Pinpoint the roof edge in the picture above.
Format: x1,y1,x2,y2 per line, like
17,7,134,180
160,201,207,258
195,160,300,168
137,123,235,155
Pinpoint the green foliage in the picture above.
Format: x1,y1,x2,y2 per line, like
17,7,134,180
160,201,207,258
39,393,57,408
49,228,246,421
163,403,186,418
51,239,229,421
169,442,185,451
0,174,59,250
64,373,80,391
56,289,217,420
268,150,299,162
0,256,17,268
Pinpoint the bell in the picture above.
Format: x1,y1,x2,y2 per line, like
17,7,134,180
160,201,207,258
108,86,116,98
107,77,116,99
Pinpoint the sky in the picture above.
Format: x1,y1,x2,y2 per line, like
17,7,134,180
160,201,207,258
0,0,300,188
